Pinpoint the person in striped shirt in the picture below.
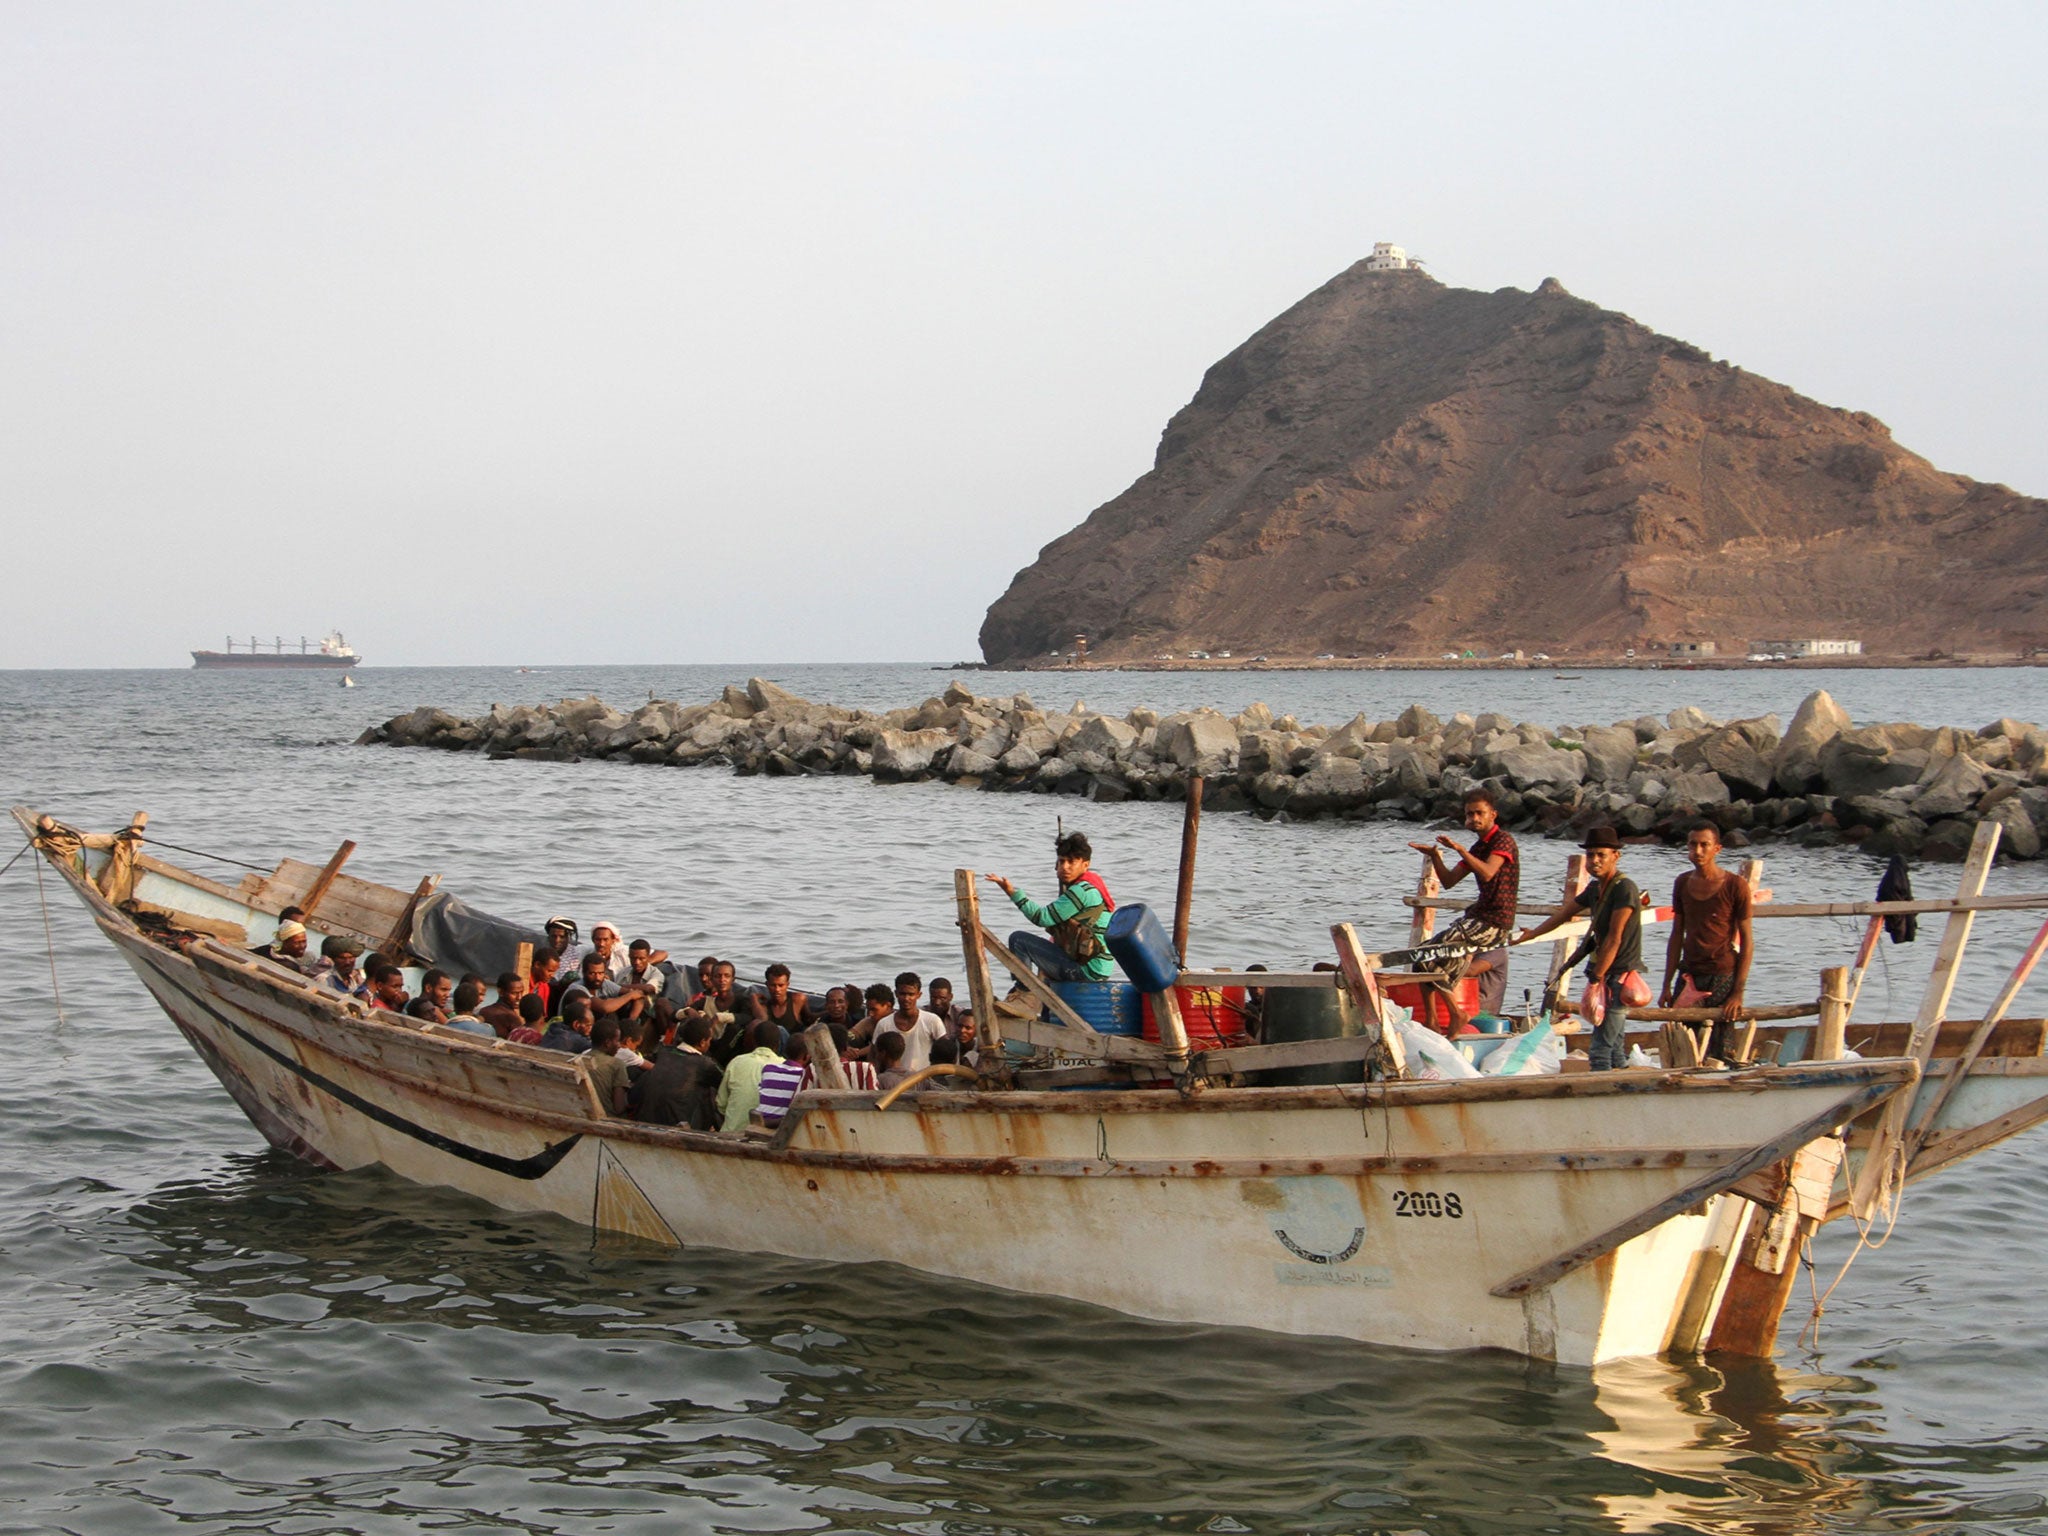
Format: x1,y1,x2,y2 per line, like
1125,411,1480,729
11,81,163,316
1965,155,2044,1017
754,1035,809,1128
986,831,1115,983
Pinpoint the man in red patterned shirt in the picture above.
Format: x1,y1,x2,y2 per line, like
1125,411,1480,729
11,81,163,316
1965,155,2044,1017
1406,788,1520,1022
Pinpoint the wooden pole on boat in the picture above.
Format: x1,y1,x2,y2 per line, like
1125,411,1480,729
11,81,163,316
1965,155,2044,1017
299,839,357,920
954,869,1004,1061
513,942,533,985
1842,915,1885,1019
804,1022,851,1091
1333,922,1405,1079
383,874,439,960
1409,851,1441,949
1850,819,2001,1220
1541,854,1589,1013
1907,911,2048,1154
1173,775,1203,964
1814,966,1850,1060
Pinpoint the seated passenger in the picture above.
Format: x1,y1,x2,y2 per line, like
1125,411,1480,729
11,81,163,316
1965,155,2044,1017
540,995,596,1055
614,1015,650,1068
479,972,529,1037
507,993,547,1045
585,921,632,986
690,961,750,1065
254,919,311,973
876,972,947,1073
366,962,409,1013
851,983,894,1049
544,916,586,974
927,977,969,1037
750,963,811,1032
872,1031,910,1091
310,937,367,997
624,940,677,1031
443,978,498,1039
583,1017,631,1114
818,987,853,1031
527,952,562,1020
407,969,455,1024
631,1015,723,1129
929,1037,960,1069
715,1020,786,1132
558,952,640,1023
755,1035,809,1127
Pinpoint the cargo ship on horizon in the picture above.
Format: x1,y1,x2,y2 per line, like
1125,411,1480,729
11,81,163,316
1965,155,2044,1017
191,631,360,669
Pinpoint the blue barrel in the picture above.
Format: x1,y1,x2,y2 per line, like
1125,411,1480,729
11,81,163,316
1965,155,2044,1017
1050,980,1144,1036
1105,903,1180,993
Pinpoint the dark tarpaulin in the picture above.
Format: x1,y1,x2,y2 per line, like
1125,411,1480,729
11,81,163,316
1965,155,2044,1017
410,889,552,980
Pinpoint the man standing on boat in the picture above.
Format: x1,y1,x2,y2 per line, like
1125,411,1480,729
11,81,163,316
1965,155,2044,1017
1405,788,1519,1023
1660,823,1755,1064
1515,827,1646,1071
986,832,1114,984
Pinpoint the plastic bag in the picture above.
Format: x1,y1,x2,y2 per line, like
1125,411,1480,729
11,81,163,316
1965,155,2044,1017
1579,970,1653,1025
1481,1021,1563,1077
1392,1017,1481,1080
1626,1044,1657,1068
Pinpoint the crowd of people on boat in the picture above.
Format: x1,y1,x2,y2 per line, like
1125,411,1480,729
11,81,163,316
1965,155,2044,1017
257,900,985,1130
245,808,1762,1128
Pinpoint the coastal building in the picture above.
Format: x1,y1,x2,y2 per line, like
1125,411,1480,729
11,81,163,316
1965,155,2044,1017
1753,638,1864,658
1667,640,1718,658
1365,242,1424,271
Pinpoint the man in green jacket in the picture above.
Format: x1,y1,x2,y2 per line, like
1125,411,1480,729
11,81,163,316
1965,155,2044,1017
987,831,1115,983
715,1021,787,1132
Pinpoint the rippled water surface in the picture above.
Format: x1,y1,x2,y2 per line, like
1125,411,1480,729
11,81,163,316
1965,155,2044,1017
3,662,2047,1534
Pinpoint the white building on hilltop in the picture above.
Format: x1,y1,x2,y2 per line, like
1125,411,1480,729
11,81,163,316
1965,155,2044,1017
1365,241,1424,271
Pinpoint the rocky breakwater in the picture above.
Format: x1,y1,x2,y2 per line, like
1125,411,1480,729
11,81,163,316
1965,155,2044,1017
359,683,2048,862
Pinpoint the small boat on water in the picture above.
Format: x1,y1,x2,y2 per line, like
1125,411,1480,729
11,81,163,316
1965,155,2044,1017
16,806,2048,1367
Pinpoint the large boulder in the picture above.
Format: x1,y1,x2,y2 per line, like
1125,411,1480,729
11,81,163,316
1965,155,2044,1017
1774,690,1853,795
746,676,808,714
1231,701,1274,733
1985,798,2042,859
1156,710,1240,771
1396,704,1440,738
1819,731,1927,798
870,728,954,779
1674,725,1775,801
1667,706,1717,733
1290,753,1369,812
1238,729,1293,775
1578,724,1638,785
1388,741,1442,801
997,743,1044,776
1661,770,1733,809
1067,714,1139,758
1911,752,1990,821
1483,744,1586,793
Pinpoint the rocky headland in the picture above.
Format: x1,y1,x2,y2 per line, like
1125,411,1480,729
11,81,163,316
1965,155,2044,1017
361,683,2048,862
979,261,2048,665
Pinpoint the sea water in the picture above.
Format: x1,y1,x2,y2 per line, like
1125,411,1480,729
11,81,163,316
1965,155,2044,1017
1,662,2046,1535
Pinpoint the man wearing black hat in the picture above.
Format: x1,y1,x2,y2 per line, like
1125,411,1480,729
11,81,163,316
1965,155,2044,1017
1516,827,1645,1071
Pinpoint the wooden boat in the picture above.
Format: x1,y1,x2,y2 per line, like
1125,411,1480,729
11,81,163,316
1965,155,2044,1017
16,805,2048,1368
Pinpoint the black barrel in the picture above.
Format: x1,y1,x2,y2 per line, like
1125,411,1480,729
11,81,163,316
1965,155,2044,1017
1257,985,1368,1086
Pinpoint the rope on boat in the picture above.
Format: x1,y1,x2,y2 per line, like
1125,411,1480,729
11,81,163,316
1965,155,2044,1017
0,836,34,881
33,847,68,1030
134,834,273,873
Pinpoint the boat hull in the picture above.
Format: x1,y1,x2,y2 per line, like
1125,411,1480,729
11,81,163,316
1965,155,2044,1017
99,912,1910,1366
191,651,358,669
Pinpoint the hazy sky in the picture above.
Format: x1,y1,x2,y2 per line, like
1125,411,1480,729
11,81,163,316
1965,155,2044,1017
4,2,2042,668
